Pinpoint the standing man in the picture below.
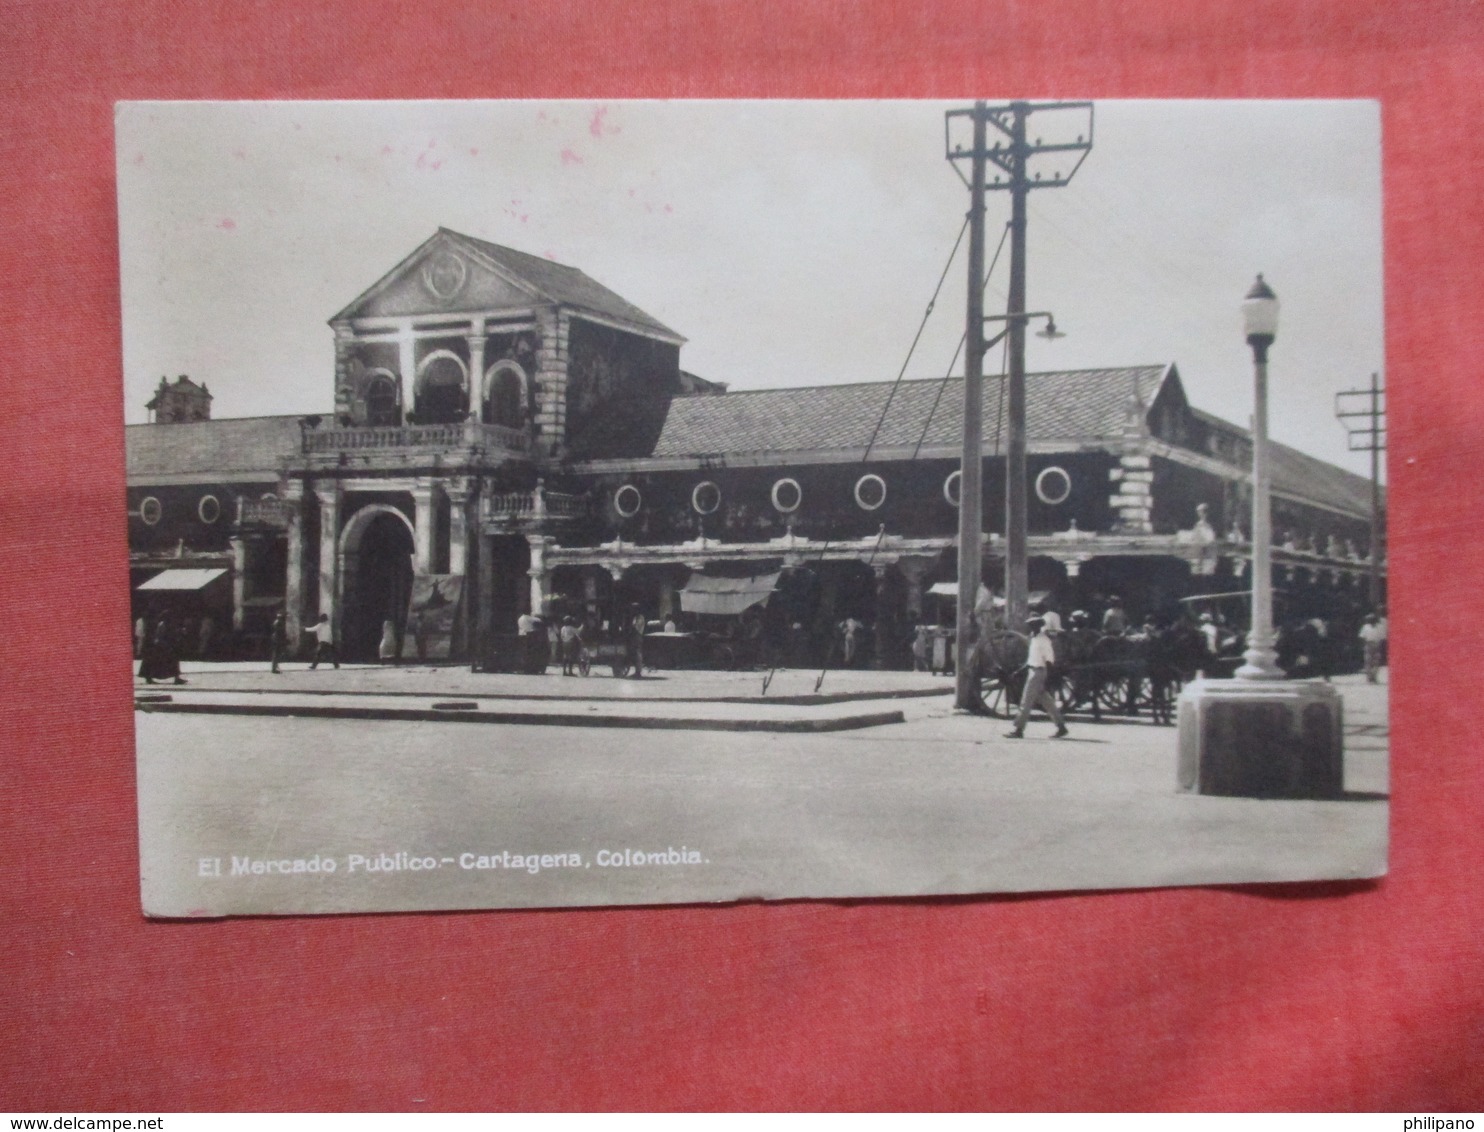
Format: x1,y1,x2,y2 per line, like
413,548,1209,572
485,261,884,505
1005,614,1069,740
308,613,340,670
1359,613,1384,684
1101,596,1128,636
269,609,288,674
517,608,537,673
626,604,647,678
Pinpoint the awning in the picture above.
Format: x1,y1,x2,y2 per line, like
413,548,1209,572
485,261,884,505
680,572,780,616
135,568,228,592
924,582,1000,607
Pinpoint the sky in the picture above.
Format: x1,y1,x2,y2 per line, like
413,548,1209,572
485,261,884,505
116,99,1385,478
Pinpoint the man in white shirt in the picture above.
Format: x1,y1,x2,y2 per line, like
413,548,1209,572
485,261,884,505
307,613,339,670
1358,613,1384,684
1006,615,1069,739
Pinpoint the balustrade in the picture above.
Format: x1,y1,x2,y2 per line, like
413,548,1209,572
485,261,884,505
301,420,530,456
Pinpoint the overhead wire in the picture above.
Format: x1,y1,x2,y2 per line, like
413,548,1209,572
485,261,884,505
758,215,971,696
800,216,1010,694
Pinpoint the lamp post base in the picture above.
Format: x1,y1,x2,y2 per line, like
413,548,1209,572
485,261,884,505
1176,677,1344,799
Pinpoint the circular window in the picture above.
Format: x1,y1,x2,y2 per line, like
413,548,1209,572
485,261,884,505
855,474,887,511
198,494,221,523
770,478,802,514
691,480,721,515
140,497,162,526
613,484,642,518
1035,465,1072,506
942,470,962,507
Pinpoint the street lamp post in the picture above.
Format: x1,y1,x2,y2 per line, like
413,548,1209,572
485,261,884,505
1173,274,1344,800
1236,274,1283,681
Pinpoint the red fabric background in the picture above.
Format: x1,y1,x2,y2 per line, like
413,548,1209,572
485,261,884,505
2,0,1480,1111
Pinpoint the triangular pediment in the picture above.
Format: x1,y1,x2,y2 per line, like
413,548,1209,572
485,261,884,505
332,231,549,322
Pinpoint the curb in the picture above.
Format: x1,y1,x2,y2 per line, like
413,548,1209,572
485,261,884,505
135,700,907,733
138,683,950,707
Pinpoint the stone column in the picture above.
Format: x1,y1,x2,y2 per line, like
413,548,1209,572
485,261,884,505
476,531,496,659
872,561,892,670
533,308,570,455
229,535,247,632
283,482,306,642
658,575,677,620
313,481,342,640
333,323,356,423
526,534,552,616
466,323,486,420
398,324,417,423
898,556,929,623
411,479,437,575
445,479,472,577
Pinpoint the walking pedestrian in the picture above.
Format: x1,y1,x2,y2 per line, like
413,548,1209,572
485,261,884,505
269,609,289,674
1005,615,1068,740
308,613,340,669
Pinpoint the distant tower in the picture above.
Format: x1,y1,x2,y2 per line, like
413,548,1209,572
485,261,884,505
146,375,213,423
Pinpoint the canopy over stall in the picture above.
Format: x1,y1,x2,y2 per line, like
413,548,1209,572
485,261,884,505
135,567,228,592
679,572,780,616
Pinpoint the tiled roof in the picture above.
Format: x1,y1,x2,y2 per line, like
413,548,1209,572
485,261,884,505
1189,408,1380,517
126,416,302,480
449,231,682,341
650,365,1172,457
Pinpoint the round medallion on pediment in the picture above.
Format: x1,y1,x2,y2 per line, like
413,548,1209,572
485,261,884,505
421,252,468,302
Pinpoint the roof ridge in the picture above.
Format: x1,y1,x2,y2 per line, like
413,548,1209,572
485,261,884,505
126,413,307,427
671,365,1171,399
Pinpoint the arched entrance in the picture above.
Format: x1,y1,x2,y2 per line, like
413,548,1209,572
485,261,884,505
340,505,415,661
483,361,527,429
415,351,468,424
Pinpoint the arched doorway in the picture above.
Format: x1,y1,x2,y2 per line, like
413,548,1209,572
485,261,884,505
340,506,415,661
483,362,527,429
415,351,468,424
366,371,400,426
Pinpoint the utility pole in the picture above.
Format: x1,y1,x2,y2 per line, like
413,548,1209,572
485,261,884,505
1335,371,1387,608
1004,102,1030,630
950,103,988,712
946,101,1092,708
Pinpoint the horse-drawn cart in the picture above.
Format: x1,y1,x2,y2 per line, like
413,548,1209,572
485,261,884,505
968,623,1208,725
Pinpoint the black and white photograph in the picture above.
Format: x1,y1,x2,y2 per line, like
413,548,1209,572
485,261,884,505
119,99,1389,916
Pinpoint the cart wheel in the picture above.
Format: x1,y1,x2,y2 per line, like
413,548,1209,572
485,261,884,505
982,678,1010,718
611,659,629,678
578,651,591,677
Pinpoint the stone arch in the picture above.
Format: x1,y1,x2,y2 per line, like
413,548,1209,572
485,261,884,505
482,359,529,429
365,368,401,426
338,503,417,662
414,349,469,423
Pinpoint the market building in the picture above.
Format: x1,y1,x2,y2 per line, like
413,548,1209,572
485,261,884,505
125,229,1385,666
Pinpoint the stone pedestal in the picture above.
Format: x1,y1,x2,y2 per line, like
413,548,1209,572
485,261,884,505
1177,678,1344,799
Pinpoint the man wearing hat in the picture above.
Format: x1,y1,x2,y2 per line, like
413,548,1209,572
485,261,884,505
1007,614,1069,739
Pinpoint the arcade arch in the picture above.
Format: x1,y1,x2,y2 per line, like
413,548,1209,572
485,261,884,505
338,503,416,661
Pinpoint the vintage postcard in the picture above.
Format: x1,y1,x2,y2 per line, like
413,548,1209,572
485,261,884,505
119,100,1388,916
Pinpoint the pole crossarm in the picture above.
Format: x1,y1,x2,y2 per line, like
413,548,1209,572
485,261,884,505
945,101,1094,191
1332,372,1386,608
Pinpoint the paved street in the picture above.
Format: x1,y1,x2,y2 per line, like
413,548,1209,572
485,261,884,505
135,667,1389,917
